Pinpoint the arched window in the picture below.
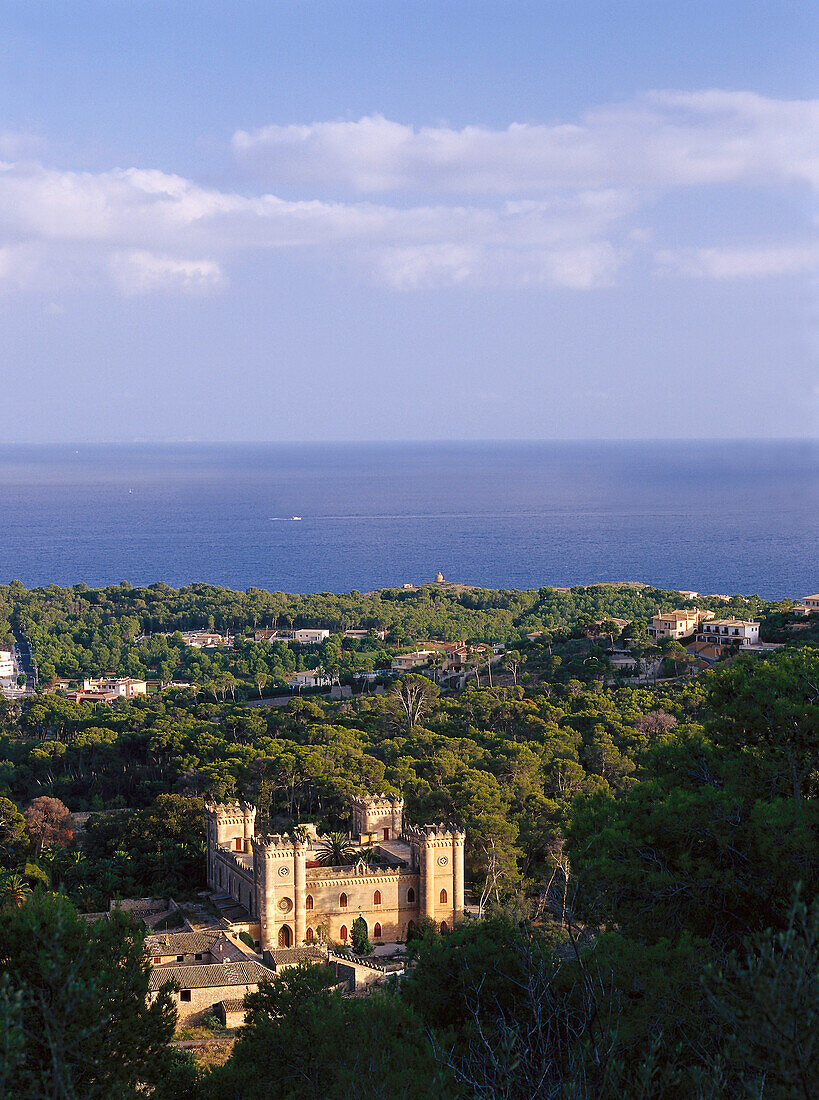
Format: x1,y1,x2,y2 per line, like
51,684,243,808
440,888,448,904
407,888,415,904
306,895,314,911
277,925,292,948
340,925,348,942
306,927,314,942
373,890,382,906
340,893,348,908
440,921,448,933
374,922,382,939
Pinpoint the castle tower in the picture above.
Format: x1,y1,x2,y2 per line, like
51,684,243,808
351,793,404,842
293,835,308,946
252,833,305,952
405,823,466,928
205,801,256,889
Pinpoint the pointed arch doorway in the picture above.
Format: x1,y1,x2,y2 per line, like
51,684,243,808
278,925,292,948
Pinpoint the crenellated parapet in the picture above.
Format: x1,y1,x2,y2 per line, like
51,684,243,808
217,848,254,875
205,800,256,820
403,823,466,845
205,801,257,851
352,792,403,812
306,865,403,884
250,833,308,857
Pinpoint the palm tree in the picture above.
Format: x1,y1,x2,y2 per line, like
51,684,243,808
0,873,32,909
314,832,356,866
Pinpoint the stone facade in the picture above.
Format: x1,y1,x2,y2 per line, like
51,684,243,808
205,796,465,952
148,958,276,1025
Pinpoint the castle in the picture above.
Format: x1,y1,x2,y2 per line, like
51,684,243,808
205,795,465,951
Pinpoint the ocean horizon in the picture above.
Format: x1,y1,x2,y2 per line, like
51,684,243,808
0,440,815,598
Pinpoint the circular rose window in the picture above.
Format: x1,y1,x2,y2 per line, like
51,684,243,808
278,897,293,913
278,866,289,877
438,856,448,866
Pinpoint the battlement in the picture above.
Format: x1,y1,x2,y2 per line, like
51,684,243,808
216,847,253,873
206,801,257,851
205,801,256,820
403,823,466,844
351,793,403,811
306,864,403,883
251,833,308,856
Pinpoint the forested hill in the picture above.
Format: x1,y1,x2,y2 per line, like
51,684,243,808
0,579,781,683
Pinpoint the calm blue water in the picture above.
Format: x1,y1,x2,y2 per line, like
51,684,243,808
0,442,815,598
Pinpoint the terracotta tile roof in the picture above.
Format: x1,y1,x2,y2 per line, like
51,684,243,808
148,960,274,991
701,619,759,627
219,998,247,1013
265,946,326,966
145,930,222,955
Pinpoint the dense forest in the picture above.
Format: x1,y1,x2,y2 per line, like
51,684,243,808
0,583,815,1097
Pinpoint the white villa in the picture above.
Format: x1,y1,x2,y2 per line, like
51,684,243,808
293,629,330,645
695,619,760,648
286,670,333,690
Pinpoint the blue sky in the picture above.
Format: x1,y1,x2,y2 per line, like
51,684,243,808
1,1,817,441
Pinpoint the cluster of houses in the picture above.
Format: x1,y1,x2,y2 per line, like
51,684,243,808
257,628,506,693
390,641,504,682
586,593,799,676
146,926,281,1027
67,676,148,704
644,606,778,667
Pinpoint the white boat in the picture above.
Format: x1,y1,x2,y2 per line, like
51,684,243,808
291,516,302,521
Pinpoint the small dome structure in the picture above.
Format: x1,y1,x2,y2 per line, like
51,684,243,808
434,572,444,583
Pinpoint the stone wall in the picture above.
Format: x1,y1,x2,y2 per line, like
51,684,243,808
152,982,259,1026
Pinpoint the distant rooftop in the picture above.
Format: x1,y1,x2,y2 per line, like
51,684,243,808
147,960,274,991
145,930,223,955
701,618,759,627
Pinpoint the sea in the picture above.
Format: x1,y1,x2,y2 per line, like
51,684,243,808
0,441,815,599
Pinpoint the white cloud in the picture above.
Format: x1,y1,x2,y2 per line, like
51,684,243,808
0,160,631,291
232,92,819,193
0,130,45,160
0,242,43,290
0,90,816,293
656,243,819,279
377,240,621,290
109,250,224,295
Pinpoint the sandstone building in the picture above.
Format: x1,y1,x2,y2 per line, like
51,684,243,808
205,795,465,951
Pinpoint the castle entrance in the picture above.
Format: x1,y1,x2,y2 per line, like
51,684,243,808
278,925,292,947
